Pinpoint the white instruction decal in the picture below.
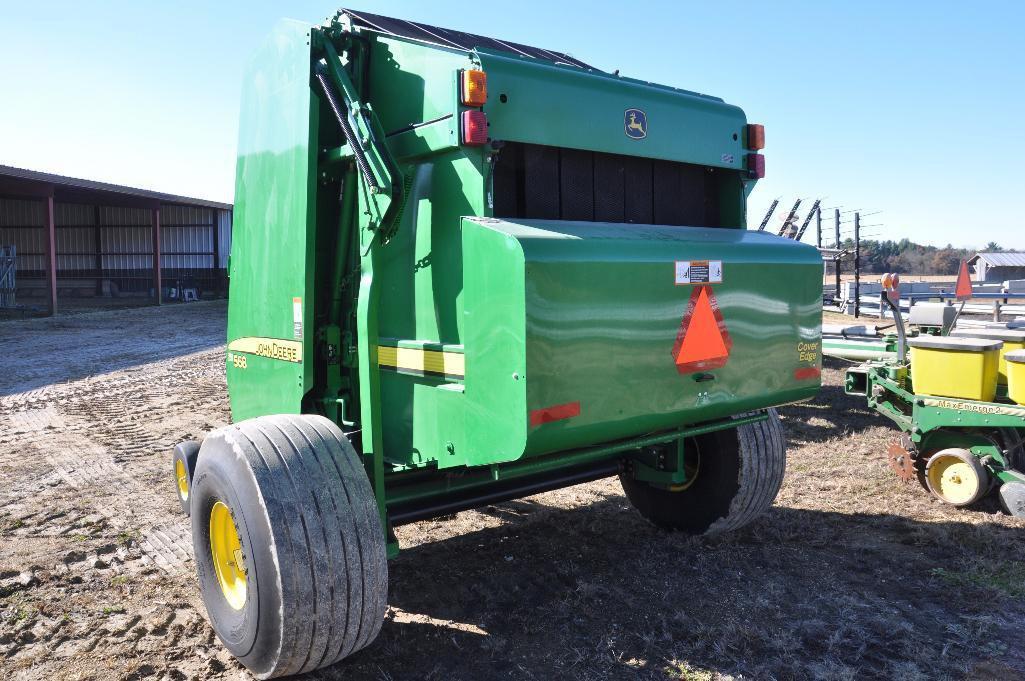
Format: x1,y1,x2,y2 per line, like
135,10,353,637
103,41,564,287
675,260,723,285
293,297,303,339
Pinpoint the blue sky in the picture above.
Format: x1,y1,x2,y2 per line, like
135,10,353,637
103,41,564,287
1,1,1022,249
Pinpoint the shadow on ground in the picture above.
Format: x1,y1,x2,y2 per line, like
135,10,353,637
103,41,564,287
311,496,1025,681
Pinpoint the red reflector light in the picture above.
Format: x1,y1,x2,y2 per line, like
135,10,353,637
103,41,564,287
529,400,581,427
460,69,487,106
746,123,765,150
747,153,765,179
461,110,488,145
794,366,820,381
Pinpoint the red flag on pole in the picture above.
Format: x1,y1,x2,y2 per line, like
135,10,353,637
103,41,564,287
955,260,972,301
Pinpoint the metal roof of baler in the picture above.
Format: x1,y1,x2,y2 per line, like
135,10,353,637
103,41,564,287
340,8,595,70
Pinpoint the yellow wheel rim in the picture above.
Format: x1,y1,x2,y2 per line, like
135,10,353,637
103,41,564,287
209,501,247,610
175,459,189,501
927,455,981,505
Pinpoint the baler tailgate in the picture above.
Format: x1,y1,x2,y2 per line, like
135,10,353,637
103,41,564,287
462,218,823,458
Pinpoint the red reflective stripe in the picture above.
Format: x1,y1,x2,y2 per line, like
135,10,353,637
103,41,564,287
794,366,821,380
529,401,581,427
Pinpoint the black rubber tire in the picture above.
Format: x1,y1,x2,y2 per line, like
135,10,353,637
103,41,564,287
620,409,786,535
999,428,1025,471
999,481,1025,517
172,440,200,516
190,414,388,679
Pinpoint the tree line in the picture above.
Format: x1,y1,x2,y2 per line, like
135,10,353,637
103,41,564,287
836,239,1008,275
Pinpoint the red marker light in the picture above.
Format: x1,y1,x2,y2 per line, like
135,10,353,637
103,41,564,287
461,110,488,145
747,153,765,179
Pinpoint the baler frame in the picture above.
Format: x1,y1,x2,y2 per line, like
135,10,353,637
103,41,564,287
302,19,785,554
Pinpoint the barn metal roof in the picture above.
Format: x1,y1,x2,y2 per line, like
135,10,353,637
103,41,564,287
0,164,232,210
341,8,594,70
969,252,1025,267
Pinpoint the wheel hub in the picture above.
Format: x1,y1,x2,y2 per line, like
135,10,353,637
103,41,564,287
209,501,247,610
175,459,189,500
925,449,988,506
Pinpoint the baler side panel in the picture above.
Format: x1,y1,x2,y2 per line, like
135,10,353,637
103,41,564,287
227,20,317,421
358,32,488,469
461,220,528,464
367,36,464,137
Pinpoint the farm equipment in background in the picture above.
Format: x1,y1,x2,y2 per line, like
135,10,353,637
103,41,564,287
824,273,1025,516
170,8,823,678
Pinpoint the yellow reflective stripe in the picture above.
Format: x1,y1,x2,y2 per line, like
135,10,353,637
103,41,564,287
377,346,464,378
227,337,303,363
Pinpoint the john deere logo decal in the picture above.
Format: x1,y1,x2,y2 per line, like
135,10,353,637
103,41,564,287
625,108,647,139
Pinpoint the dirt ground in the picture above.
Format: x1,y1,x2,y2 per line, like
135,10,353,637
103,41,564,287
2,303,1024,680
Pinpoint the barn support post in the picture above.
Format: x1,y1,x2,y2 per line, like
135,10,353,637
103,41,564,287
94,204,103,296
152,204,162,305
44,189,57,316
211,209,221,297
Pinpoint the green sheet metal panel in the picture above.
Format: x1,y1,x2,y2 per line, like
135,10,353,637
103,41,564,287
366,35,466,137
462,218,822,459
478,50,748,171
226,19,317,421
369,149,487,466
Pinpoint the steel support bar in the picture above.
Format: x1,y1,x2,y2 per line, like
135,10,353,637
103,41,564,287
384,412,769,507
44,192,57,316
152,205,162,305
757,198,778,231
795,199,820,241
389,461,619,526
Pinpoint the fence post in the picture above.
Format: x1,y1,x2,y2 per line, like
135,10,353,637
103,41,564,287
834,208,841,307
854,212,861,318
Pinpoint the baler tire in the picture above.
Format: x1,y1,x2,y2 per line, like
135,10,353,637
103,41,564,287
172,440,200,516
190,414,388,679
619,409,786,535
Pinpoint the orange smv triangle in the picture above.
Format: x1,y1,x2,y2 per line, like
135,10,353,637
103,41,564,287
673,286,732,374
955,260,973,300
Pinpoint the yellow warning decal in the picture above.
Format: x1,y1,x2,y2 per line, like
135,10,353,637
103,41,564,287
227,337,303,363
377,346,464,379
